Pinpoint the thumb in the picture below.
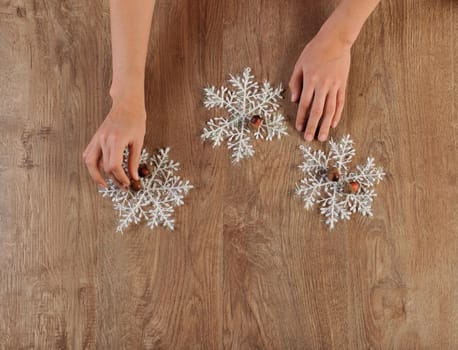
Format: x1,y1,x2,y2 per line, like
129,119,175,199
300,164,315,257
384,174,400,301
128,142,142,181
288,67,302,103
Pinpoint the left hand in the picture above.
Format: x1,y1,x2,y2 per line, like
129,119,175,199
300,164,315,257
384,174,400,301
289,34,351,142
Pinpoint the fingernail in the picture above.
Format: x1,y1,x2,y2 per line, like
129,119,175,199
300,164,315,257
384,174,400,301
291,94,296,102
305,134,313,142
319,134,327,142
296,124,303,131
332,122,337,128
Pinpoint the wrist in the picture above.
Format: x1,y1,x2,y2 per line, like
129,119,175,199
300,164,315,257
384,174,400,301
110,80,145,106
110,66,145,97
109,97,147,122
316,3,366,50
109,88,146,122
308,23,353,60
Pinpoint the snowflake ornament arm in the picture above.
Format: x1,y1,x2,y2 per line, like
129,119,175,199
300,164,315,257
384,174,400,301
298,144,329,175
201,67,288,162
348,189,378,216
254,113,288,141
328,134,355,172
295,135,385,229
345,157,385,187
99,147,192,233
319,185,352,229
295,175,327,209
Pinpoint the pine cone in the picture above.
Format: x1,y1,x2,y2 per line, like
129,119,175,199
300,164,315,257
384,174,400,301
130,179,142,192
138,164,152,178
344,181,360,194
327,167,340,181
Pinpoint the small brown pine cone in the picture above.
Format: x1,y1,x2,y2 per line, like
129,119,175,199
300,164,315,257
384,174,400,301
250,115,263,128
344,181,360,194
327,167,340,182
130,179,143,192
138,164,152,178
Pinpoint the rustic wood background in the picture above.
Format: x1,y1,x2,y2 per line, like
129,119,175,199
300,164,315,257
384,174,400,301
1,0,457,349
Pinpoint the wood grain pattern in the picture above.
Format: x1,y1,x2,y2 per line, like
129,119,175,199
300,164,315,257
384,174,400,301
0,0,457,349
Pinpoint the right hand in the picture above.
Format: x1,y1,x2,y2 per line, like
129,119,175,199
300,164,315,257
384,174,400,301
289,32,351,142
83,97,146,190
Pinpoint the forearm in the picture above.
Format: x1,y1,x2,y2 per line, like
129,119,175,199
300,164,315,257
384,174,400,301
109,0,155,102
317,0,381,49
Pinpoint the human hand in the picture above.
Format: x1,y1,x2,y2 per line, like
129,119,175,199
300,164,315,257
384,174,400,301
289,33,351,142
83,96,146,190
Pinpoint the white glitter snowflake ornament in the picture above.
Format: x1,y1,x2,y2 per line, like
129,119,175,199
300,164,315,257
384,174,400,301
202,67,288,162
99,148,193,233
295,135,385,229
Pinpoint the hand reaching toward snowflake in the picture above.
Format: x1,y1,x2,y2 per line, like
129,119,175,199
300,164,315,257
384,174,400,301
289,0,381,142
99,147,193,233
83,98,146,190
83,0,155,190
290,35,350,142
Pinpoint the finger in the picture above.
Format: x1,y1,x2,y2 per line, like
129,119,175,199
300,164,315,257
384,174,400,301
128,142,142,181
304,87,327,142
109,143,130,189
288,66,302,103
82,139,95,160
295,81,314,131
318,88,337,142
82,146,89,160
97,157,105,179
84,145,107,188
101,139,111,174
332,89,346,128
101,140,123,189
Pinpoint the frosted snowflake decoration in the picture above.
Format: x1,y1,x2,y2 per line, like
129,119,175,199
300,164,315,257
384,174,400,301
201,67,288,162
99,148,193,233
295,135,385,229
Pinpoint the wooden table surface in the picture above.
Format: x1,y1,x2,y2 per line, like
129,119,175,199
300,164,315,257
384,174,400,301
1,0,457,349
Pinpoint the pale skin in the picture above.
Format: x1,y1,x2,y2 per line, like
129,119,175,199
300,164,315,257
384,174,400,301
83,0,380,189
290,0,381,142
83,0,155,190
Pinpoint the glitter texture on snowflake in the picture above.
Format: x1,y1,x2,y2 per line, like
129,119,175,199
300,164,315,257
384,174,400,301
295,135,385,229
201,67,288,162
99,148,192,233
